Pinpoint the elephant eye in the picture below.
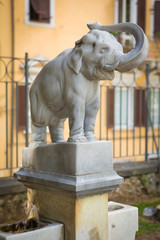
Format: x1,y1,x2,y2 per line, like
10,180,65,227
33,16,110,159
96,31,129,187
100,48,109,54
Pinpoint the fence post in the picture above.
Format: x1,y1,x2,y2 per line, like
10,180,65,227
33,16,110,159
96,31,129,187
145,63,149,161
25,52,29,147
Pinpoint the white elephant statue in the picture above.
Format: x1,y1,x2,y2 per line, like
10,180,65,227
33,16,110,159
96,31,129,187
29,22,148,145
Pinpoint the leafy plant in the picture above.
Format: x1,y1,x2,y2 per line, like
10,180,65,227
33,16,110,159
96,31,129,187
140,175,149,185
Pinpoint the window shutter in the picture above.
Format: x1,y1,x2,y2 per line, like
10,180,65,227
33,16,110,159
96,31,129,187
154,1,160,35
118,0,123,23
30,0,39,13
137,0,146,32
18,85,26,130
38,0,50,23
135,89,145,126
108,88,114,128
30,0,50,23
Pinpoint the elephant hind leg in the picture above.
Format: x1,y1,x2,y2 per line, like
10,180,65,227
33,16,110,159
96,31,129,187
30,123,46,147
49,119,65,142
84,99,100,142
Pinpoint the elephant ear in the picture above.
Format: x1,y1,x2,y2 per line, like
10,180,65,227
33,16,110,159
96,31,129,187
67,48,83,74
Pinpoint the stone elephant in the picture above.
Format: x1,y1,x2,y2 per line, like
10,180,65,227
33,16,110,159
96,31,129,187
29,22,148,145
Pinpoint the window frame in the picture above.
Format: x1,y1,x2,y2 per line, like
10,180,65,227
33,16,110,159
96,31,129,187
25,0,55,28
149,88,160,128
150,0,160,40
114,87,134,129
114,0,138,51
114,0,138,24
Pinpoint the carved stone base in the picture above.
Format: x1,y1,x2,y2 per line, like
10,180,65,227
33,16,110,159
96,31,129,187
15,141,123,240
28,189,108,240
15,141,123,197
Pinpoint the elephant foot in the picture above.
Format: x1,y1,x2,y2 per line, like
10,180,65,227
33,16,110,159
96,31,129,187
30,123,46,147
52,139,65,143
84,131,97,142
68,135,87,143
29,141,46,148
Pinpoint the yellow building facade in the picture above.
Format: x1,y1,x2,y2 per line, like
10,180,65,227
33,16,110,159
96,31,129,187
0,0,160,177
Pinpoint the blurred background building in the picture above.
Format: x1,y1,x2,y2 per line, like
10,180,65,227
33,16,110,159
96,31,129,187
0,0,160,178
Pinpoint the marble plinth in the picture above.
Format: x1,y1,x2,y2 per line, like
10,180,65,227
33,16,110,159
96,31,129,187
15,141,123,197
15,141,123,240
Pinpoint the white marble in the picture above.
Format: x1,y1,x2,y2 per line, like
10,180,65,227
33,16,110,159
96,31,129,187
23,141,113,175
108,201,138,240
0,221,64,240
15,141,123,197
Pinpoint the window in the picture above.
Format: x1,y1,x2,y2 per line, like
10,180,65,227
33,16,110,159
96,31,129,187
116,0,131,23
108,87,160,129
18,56,48,131
151,0,160,40
137,0,146,32
114,88,134,128
25,0,55,27
30,0,50,23
107,87,134,129
154,1,160,38
18,85,26,130
115,0,146,29
114,0,146,51
149,89,160,127
108,87,146,129
134,88,146,126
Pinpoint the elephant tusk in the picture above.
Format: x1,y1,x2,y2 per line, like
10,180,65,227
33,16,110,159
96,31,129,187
103,60,119,71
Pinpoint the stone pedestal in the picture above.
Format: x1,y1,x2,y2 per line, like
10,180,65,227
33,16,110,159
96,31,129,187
15,141,123,240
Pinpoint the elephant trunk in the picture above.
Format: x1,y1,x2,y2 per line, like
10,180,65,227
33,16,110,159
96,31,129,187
87,22,149,72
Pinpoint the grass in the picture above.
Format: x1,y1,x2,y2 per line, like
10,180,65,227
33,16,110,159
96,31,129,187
133,200,160,215
133,200,160,236
138,218,160,236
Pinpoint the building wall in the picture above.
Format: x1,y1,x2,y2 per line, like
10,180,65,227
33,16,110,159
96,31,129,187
0,1,12,56
0,0,115,177
0,0,160,177
14,0,115,59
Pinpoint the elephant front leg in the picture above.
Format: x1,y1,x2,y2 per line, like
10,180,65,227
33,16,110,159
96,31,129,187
49,119,65,142
84,99,100,142
30,122,46,147
68,98,87,142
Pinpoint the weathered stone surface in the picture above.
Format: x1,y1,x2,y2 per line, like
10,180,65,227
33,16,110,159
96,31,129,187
16,168,122,198
114,160,159,177
14,141,123,240
23,141,113,175
15,141,123,197
108,201,138,240
0,221,64,240
28,189,108,240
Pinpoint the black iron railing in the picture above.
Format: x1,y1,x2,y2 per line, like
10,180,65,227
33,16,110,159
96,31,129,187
0,54,160,177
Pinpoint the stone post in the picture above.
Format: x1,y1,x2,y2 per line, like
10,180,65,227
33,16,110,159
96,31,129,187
15,141,123,240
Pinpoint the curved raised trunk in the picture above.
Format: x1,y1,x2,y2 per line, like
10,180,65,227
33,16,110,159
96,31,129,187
87,22,149,72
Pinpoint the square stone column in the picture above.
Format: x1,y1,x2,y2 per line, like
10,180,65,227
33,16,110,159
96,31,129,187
15,141,123,240
28,189,108,240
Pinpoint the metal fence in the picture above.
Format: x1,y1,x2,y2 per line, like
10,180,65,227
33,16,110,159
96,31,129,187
97,64,160,163
0,54,160,177
0,54,48,176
